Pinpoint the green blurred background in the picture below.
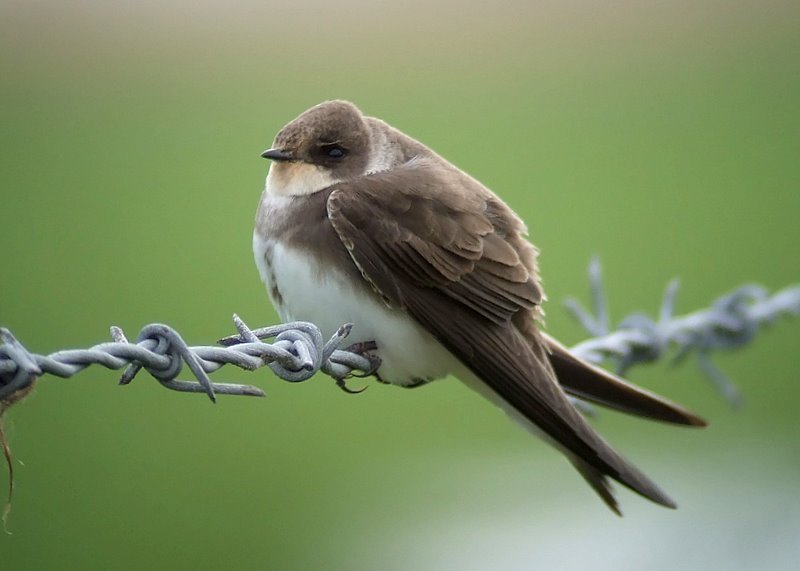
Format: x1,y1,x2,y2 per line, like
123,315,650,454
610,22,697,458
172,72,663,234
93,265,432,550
1,0,799,569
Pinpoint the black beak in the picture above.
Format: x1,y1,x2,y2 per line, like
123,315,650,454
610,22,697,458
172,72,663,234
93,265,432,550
260,148,295,161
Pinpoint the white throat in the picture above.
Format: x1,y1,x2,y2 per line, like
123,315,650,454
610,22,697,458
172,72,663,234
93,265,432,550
266,162,340,196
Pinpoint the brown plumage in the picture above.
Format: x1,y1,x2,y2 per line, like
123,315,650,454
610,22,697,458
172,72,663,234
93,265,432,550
254,100,706,514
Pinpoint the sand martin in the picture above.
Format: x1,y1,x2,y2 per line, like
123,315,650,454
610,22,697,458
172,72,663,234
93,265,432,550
253,100,705,514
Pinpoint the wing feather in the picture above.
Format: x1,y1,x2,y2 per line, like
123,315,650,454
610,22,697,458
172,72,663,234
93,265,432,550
326,164,680,509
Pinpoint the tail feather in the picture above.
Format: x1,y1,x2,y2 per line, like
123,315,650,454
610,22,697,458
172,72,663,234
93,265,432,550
542,333,707,427
457,356,679,512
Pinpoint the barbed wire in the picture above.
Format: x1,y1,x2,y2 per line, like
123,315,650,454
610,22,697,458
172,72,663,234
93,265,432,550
565,259,800,407
0,261,798,408
0,316,378,404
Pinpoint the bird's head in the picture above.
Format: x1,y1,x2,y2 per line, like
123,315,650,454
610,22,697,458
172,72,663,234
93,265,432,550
261,100,372,196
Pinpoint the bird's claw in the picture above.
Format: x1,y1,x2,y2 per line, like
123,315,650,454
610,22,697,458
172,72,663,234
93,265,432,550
334,340,380,393
335,377,368,394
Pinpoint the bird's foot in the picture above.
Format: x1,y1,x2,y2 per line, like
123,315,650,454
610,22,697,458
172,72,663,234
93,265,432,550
345,340,378,357
334,340,380,394
344,341,380,377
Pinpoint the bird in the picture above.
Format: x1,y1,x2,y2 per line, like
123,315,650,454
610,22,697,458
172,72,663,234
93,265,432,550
252,100,706,515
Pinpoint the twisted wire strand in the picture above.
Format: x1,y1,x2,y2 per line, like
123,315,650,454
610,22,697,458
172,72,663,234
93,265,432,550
1,261,798,406
0,315,376,403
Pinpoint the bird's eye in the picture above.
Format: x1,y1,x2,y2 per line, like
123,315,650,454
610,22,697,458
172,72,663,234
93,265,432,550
320,144,347,159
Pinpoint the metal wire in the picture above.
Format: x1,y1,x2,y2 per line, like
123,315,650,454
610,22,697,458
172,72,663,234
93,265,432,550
1,261,798,406
565,259,800,407
0,315,377,403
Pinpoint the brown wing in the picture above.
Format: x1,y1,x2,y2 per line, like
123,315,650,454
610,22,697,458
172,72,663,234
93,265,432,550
329,163,542,324
327,162,677,510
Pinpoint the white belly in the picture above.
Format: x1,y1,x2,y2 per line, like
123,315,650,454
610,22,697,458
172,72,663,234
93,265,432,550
252,233,549,450
253,234,455,385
